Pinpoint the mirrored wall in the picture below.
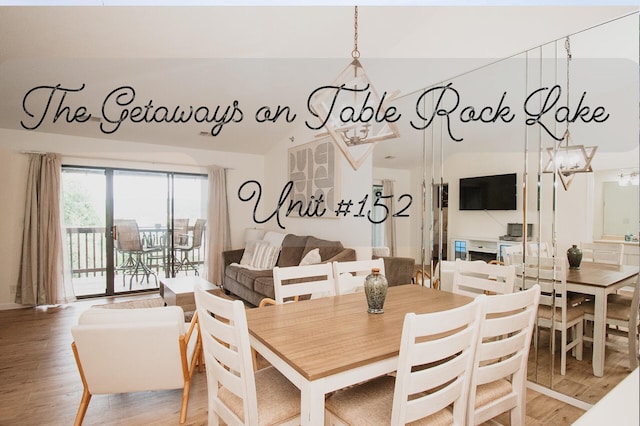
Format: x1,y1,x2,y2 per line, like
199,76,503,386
377,11,638,404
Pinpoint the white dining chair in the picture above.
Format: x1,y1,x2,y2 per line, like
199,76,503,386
324,296,485,425
194,284,301,425
452,258,516,297
332,258,385,295
270,262,336,304
527,241,550,258
580,242,625,265
583,275,639,370
513,255,584,375
432,259,457,292
467,285,541,426
502,244,524,266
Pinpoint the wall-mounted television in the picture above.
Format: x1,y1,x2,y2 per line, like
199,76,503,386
459,173,517,211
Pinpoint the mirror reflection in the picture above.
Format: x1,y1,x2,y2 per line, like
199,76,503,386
373,11,638,406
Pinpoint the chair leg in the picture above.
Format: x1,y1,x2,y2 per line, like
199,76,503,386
629,324,639,369
179,381,191,424
560,328,567,376
575,321,583,361
74,388,92,426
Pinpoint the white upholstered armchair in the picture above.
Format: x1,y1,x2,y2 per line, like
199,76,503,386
70,306,201,425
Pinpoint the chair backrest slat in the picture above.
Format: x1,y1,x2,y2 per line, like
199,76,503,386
453,259,516,297
272,263,336,304
580,242,624,265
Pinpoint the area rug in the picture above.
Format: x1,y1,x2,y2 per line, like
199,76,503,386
92,296,164,310
92,296,198,321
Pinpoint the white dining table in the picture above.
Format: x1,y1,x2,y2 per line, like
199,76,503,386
565,262,639,377
245,284,473,426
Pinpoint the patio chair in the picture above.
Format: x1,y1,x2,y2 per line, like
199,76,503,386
324,296,484,425
332,258,385,295
114,219,161,288
467,285,541,425
174,218,206,275
194,284,300,425
70,306,201,425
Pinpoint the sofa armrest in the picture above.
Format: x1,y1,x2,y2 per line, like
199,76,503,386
222,248,245,268
324,248,357,264
374,256,415,287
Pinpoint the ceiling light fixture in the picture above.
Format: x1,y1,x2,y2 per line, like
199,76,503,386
618,171,639,186
309,6,400,170
543,36,597,190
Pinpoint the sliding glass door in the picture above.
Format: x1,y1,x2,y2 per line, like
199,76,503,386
62,166,207,297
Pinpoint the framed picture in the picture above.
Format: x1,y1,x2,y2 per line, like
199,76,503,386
288,137,340,218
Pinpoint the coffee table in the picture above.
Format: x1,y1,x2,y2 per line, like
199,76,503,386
159,276,221,312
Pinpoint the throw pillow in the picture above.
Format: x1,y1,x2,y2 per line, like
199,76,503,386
299,248,321,266
240,240,260,265
251,241,280,270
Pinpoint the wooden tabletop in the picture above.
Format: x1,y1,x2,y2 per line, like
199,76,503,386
245,285,473,381
566,262,639,287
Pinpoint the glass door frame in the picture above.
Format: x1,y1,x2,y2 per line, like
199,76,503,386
63,164,207,298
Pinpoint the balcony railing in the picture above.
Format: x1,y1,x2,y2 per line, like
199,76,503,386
65,226,205,294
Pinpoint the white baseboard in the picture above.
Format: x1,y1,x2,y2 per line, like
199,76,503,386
526,380,593,411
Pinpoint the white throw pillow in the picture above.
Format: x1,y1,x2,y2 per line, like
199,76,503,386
240,240,260,265
299,248,321,266
251,241,280,269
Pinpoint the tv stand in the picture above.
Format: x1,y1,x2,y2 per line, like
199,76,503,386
449,236,523,262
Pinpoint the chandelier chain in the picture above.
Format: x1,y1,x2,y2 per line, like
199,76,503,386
564,36,572,143
352,6,360,59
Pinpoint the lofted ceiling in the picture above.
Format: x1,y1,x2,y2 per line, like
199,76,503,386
0,5,638,168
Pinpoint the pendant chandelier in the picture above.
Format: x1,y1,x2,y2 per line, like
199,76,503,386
309,6,400,170
543,36,597,190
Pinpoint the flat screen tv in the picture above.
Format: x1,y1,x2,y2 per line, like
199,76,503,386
459,173,517,211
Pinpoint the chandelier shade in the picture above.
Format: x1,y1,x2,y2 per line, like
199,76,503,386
542,36,597,190
309,6,400,170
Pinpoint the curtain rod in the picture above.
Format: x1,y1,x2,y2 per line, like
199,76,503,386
19,150,229,170
395,10,638,101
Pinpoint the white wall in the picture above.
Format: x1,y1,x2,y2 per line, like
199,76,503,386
261,133,373,260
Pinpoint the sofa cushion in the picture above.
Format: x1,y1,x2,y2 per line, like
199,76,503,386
250,241,280,269
302,236,344,261
277,234,309,267
235,268,273,291
225,264,243,281
254,276,276,299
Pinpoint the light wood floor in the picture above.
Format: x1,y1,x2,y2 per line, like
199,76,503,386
0,294,633,425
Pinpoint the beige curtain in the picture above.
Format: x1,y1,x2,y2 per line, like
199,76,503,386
382,179,397,256
206,166,231,285
16,153,73,305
